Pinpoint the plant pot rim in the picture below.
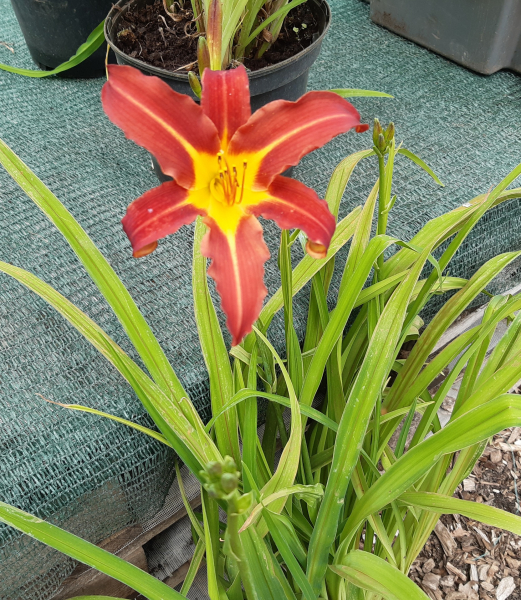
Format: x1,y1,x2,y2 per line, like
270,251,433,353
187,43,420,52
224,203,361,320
104,0,331,82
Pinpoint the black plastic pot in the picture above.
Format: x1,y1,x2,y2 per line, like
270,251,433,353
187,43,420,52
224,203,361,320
10,0,112,77
370,0,521,76
105,0,331,180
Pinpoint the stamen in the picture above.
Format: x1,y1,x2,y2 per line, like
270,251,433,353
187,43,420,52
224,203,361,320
212,154,247,206
237,162,247,205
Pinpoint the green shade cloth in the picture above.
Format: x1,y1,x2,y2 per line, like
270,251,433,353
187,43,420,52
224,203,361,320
0,0,520,597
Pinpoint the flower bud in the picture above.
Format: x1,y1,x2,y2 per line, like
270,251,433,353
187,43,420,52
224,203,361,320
207,461,223,478
197,37,210,77
372,118,383,147
385,122,395,143
188,71,202,100
223,456,237,473
377,133,386,152
221,472,238,493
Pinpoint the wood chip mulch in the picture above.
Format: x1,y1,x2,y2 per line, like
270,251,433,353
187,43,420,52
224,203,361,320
410,428,521,600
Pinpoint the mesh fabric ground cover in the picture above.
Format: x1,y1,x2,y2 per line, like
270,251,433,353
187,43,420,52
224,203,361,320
0,0,520,597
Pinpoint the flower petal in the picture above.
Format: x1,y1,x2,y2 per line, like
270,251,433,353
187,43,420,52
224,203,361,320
102,65,220,189
201,65,251,148
122,181,206,257
247,175,336,256
227,91,366,189
201,215,270,345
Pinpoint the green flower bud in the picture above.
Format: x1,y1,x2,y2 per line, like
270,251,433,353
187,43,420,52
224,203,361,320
223,456,237,474
207,461,223,479
188,71,202,100
221,472,238,494
385,122,395,143
372,118,383,147
377,133,386,152
235,492,253,514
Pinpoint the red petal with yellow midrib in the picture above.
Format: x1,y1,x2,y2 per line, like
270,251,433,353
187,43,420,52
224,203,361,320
228,91,365,189
102,65,220,189
248,175,336,253
122,181,205,257
201,66,251,148
201,215,270,346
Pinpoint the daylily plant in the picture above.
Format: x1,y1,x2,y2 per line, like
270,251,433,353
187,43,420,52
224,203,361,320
102,64,367,344
2,106,521,600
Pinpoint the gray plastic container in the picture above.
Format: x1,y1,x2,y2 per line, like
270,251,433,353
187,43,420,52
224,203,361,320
370,0,521,75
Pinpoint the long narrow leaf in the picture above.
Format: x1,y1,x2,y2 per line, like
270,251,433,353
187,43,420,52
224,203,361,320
263,510,317,600
330,551,429,600
331,89,394,99
306,243,433,592
399,492,521,535
193,218,240,464
259,206,361,329
0,139,188,411
0,261,219,473
205,389,338,433
0,503,184,600
342,395,521,544
0,22,105,77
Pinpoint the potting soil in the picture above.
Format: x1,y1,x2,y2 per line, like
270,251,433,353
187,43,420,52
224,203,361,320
0,0,520,597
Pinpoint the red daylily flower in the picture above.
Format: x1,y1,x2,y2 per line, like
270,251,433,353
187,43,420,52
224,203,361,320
102,64,368,345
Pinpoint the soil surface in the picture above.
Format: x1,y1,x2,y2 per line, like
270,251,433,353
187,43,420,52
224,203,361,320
410,428,521,600
113,0,318,73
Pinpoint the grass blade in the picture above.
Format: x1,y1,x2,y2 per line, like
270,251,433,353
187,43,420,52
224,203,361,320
264,509,317,600
41,399,171,448
259,206,361,329
397,149,444,186
306,244,432,592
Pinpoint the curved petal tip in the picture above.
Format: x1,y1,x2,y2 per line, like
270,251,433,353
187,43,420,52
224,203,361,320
133,241,158,258
306,240,328,259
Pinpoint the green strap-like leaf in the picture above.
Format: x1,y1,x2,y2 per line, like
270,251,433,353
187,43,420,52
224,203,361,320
325,149,375,218
342,394,521,545
193,218,240,464
254,328,302,517
0,260,218,473
307,242,433,592
0,503,184,600
381,187,521,281
399,492,521,535
243,0,307,46
0,138,188,410
331,89,394,99
180,538,206,596
263,509,317,600
397,148,444,186
330,551,429,600
205,388,338,434
42,400,172,448
259,206,361,329
0,21,105,77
